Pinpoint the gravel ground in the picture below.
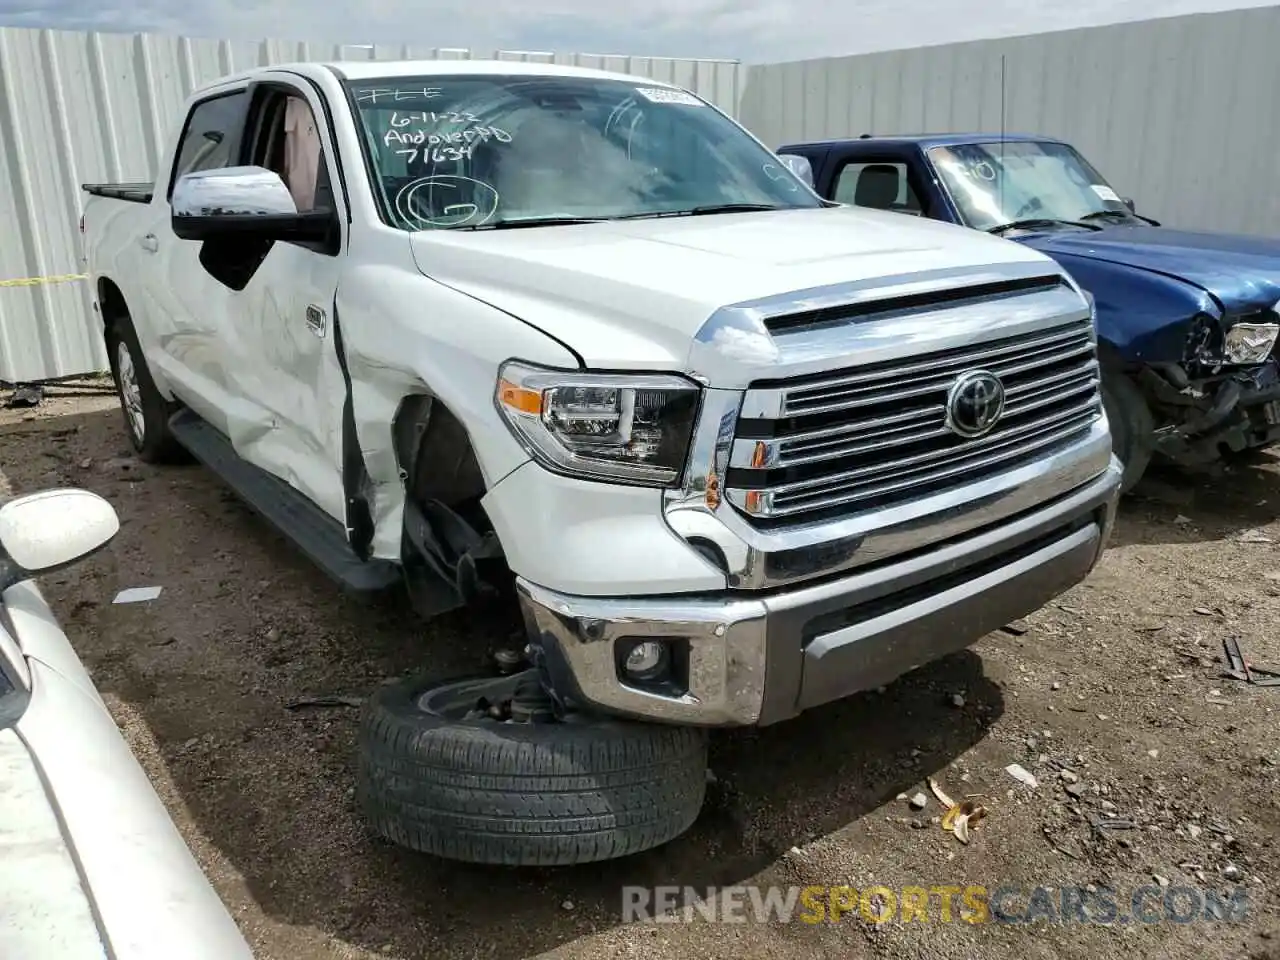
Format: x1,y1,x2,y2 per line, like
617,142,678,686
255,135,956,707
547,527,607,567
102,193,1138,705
3,389,1280,960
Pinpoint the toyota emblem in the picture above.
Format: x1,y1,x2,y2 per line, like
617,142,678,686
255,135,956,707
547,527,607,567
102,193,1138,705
945,370,1006,438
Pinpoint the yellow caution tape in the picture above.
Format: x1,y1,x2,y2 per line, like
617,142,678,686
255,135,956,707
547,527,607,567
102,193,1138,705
0,273,88,288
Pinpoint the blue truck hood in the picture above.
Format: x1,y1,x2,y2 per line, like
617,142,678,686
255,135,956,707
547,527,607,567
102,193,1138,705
1023,226,1280,312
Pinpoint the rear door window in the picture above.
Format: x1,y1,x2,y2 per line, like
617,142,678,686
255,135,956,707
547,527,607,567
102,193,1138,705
832,160,923,214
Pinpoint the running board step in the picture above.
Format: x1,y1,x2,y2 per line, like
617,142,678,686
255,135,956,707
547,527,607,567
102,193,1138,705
168,410,401,595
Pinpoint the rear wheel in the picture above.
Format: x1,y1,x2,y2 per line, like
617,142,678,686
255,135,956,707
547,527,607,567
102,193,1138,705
106,313,185,464
355,670,709,866
1100,369,1154,494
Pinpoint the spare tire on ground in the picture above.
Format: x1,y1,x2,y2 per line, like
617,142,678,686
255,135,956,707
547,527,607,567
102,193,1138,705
355,671,709,866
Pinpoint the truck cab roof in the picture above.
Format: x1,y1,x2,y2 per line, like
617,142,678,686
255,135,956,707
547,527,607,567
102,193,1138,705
781,132,1068,151
193,58,690,93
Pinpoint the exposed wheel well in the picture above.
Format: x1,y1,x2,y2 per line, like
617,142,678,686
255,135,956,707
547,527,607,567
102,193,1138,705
392,393,488,518
1094,338,1129,376
94,280,131,383
97,278,128,332
391,392,512,620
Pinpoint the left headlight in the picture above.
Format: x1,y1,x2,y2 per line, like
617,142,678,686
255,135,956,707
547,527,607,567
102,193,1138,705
1223,322,1280,365
495,360,701,487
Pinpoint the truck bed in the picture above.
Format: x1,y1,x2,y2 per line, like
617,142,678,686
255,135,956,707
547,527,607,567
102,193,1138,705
82,182,154,204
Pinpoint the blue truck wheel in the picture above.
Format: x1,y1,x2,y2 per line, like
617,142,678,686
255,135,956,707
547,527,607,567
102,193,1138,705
1101,371,1154,494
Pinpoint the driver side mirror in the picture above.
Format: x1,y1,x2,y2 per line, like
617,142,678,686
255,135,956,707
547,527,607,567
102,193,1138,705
171,165,335,245
775,153,815,189
0,489,119,590
1122,197,1136,212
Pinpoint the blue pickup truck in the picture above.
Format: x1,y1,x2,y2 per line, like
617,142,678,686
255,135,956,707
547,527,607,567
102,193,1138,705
776,134,1280,491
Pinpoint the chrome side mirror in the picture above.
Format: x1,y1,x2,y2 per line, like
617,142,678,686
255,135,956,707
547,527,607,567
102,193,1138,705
0,489,119,590
170,166,335,246
172,165,299,218
775,153,815,189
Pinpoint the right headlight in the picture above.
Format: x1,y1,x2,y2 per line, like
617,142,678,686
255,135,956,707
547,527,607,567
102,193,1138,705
1223,322,1280,365
494,360,701,487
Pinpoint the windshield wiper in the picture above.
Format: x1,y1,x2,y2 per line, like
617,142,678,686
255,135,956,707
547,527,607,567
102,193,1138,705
467,217,608,231
1079,208,1161,226
616,203,791,220
987,217,1103,235
1079,210,1136,224
688,203,790,215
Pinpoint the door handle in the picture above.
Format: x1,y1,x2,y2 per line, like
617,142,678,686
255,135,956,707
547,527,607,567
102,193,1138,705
305,304,326,338
139,233,158,253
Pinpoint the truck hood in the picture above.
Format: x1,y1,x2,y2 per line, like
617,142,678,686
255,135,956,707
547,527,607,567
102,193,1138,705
409,206,1058,372
1023,226,1280,313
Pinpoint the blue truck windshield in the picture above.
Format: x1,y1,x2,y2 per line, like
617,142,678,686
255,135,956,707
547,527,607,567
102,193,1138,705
345,75,821,230
928,140,1133,231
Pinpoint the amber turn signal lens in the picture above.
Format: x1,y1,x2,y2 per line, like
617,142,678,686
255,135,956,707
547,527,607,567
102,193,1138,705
497,379,543,416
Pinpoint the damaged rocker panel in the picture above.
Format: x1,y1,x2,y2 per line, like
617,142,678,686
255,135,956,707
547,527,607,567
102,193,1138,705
166,409,399,593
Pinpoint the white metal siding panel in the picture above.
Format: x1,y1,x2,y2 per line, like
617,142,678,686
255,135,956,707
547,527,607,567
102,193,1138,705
742,6,1280,240
0,27,741,381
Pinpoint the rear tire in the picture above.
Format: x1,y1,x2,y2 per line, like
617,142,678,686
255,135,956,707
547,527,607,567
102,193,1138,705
1100,370,1154,494
355,672,709,866
106,312,185,464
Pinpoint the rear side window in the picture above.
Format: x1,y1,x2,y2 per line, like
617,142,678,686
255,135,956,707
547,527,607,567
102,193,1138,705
168,91,249,196
833,160,923,214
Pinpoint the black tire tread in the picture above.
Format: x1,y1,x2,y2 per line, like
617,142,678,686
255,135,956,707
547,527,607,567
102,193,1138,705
1100,369,1154,494
106,312,186,464
355,675,708,866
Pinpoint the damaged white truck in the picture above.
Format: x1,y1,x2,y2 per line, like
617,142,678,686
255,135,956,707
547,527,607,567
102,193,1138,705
81,59,1122,866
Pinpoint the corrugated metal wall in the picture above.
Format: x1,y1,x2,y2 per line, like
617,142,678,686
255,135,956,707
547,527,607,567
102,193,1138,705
9,10,1280,382
0,26,742,382
740,5,1280,239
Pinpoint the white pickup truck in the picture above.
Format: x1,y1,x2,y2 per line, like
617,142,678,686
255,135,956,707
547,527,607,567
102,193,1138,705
81,59,1122,867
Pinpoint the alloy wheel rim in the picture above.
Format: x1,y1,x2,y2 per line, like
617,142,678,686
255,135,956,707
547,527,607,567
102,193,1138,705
116,341,146,442
415,671,560,724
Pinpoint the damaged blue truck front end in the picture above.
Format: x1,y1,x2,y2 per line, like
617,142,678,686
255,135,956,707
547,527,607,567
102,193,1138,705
1035,224,1280,480
777,133,1280,490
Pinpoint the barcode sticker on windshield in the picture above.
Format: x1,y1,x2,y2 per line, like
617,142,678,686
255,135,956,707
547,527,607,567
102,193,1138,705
1091,184,1122,202
635,87,703,106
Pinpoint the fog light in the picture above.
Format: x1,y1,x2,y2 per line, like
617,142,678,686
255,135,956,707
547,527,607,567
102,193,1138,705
623,640,669,681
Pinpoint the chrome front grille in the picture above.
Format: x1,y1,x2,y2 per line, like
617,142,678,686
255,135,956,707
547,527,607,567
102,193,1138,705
725,316,1103,523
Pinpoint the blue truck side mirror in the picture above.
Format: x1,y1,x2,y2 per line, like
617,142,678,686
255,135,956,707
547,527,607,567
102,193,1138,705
775,153,815,189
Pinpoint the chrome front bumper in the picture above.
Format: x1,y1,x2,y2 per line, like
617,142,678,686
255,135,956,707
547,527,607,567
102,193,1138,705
518,456,1122,727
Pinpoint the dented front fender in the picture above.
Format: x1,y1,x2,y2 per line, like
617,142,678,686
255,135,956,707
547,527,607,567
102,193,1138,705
335,259,579,561
1046,250,1220,364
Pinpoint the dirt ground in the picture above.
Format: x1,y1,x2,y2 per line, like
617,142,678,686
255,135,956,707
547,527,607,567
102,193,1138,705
3,387,1280,960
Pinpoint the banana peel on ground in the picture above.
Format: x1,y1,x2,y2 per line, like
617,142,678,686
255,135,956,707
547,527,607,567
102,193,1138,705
929,777,988,845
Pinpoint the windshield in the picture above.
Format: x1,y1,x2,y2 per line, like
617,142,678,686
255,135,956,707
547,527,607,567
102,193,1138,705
927,140,1137,231
344,74,822,230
